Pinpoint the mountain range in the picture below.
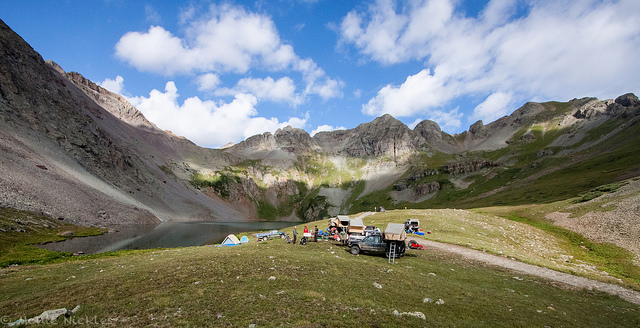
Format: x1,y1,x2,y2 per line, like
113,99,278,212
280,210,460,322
1,18,639,227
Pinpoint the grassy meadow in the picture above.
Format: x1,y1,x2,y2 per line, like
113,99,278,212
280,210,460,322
1,237,639,327
2,203,640,326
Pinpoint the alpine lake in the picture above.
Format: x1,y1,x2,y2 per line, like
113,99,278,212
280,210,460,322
39,221,294,254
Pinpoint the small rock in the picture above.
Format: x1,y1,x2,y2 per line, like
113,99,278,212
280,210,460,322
249,324,256,328
423,298,433,303
393,310,400,317
436,299,445,305
373,282,382,289
268,276,277,281
194,281,202,285
404,311,426,320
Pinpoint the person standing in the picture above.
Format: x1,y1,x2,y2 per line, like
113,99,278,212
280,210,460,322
292,226,297,244
314,225,319,242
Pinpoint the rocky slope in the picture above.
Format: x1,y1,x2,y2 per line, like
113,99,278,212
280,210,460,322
1,18,639,226
0,19,243,226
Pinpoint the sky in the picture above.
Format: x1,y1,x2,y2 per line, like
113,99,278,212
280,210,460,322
1,0,639,148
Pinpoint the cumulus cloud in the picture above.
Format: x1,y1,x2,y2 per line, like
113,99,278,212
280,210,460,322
112,3,347,147
99,75,125,94
311,124,347,136
215,76,301,105
196,73,221,91
362,69,459,126
342,0,640,127
115,3,342,100
127,82,307,148
470,92,514,124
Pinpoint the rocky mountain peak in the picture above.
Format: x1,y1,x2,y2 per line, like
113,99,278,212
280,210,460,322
274,125,319,153
50,65,156,129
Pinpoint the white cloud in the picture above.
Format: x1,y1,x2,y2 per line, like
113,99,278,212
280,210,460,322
342,0,640,125
115,26,190,75
116,4,282,75
470,92,513,124
99,75,125,94
362,69,455,116
127,82,307,148
115,3,343,106
311,124,346,136
196,73,221,91
215,76,301,105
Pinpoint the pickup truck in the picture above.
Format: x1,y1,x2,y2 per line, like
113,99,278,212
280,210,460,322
255,230,286,241
349,233,406,258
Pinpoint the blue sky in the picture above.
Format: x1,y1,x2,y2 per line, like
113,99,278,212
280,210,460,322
2,0,639,148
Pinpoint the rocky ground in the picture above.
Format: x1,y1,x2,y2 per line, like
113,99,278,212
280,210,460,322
412,237,640,306
546,178,640,261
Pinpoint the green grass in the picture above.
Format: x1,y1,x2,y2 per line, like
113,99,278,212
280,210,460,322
2,207,640,326
573,181,628,203
1,238,638,327
189,172,240,198
0,207,105,267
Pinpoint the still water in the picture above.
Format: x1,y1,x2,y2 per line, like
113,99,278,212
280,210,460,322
39,221,294,254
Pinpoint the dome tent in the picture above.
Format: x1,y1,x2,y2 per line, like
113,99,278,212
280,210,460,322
220,234,241,247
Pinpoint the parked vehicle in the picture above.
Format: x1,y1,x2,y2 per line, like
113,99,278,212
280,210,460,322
348,225,381,246
256,230,286,241
404,219,420,232
347,233,365,246
349,223,407,259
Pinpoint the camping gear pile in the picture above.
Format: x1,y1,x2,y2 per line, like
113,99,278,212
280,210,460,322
408,240,424,250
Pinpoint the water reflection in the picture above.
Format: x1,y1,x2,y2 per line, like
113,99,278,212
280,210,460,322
39,221,294,254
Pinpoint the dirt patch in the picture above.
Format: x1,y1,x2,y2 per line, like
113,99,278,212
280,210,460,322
411,237,640,305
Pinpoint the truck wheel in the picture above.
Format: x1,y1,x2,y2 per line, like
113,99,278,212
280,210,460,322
350,245,360,255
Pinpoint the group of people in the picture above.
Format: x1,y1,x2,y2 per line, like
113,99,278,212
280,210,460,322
291,225,319,244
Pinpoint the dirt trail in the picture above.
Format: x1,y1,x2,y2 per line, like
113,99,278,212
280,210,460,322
411,237,640,306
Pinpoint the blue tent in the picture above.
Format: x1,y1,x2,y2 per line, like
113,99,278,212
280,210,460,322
240,236,249,243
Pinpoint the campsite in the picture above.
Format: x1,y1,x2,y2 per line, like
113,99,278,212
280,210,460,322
2,208,640,326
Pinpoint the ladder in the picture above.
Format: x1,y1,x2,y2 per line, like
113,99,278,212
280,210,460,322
388,241,396,264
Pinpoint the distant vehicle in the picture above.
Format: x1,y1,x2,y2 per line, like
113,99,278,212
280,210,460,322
364,226,379,235
404,219,420,232
256,230,286,241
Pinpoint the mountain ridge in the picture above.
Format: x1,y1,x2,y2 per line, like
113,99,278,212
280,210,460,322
1,18,639,227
